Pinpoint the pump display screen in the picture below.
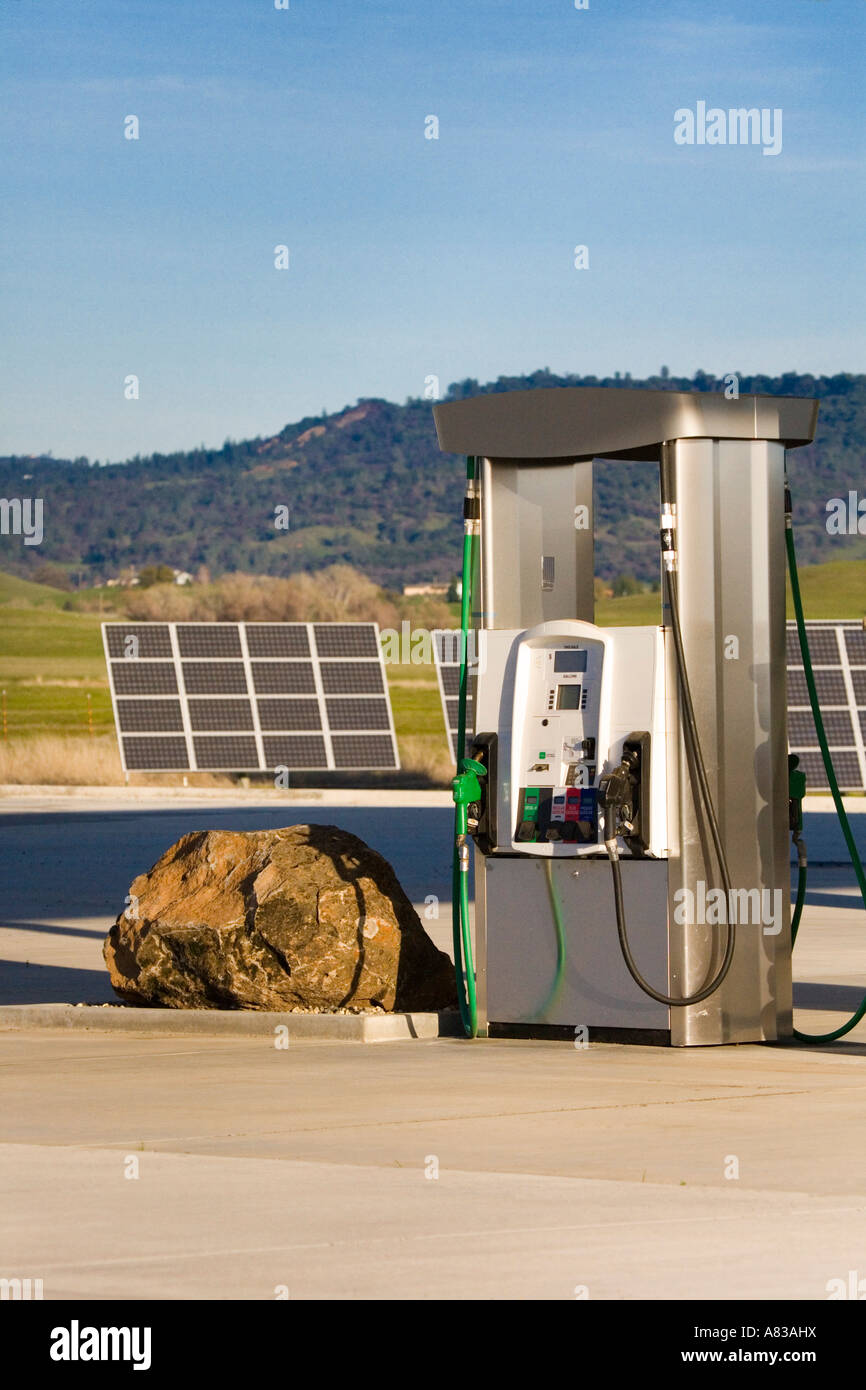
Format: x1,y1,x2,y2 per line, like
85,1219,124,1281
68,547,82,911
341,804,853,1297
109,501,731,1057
554,650,587,673
556,684,582,710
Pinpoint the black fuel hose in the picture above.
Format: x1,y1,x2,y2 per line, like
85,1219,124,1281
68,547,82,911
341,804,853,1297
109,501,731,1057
604,462,736,1008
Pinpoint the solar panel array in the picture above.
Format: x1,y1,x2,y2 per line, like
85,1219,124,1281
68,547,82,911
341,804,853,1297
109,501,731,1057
432,621,866,791
432,630,476,764
102,622,399,772
787,620,866,792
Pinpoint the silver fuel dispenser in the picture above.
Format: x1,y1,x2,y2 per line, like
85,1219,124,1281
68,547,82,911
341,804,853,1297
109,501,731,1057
434,385,819,1045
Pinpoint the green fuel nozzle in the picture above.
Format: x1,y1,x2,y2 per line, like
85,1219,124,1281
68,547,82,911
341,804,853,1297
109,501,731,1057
452,756,486,808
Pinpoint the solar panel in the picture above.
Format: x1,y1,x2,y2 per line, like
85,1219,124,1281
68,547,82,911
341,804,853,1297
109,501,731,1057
177,624,242,658
193,735,259,769
104,624,172,660
432,629,476,764
251,661,316,694
103,622,399,773
787,621,866,792
791,627,841,664
123,736,189,771
330,735,397,769
439,667,461,699
262,734,328,767
319,663,385,695
188,699,254,731
788,709,855,747
325,698,391,731
182,662,247,694
256,698,322,731
795,749,863,792
787,668,848,707
116,699,184,733
314,624,380,659
245,624,310,659
785,628,803,666
111,662,178,696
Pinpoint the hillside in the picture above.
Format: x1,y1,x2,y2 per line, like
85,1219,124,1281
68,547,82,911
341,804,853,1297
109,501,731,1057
1,370,864,589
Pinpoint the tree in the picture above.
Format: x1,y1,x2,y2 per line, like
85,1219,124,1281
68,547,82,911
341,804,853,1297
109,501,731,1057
32,563,72,591
612,572,642,597
138,565,176,588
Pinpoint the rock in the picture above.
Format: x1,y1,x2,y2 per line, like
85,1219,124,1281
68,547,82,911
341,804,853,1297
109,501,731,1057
104,825,456,1013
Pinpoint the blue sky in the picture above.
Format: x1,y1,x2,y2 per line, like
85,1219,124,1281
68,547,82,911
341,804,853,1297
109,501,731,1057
1,0,863,461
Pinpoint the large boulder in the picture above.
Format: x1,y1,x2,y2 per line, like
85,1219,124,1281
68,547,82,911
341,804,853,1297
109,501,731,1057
104,824,456,1012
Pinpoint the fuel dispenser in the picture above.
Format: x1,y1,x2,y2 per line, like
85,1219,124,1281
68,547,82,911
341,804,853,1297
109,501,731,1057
434,385,826,1046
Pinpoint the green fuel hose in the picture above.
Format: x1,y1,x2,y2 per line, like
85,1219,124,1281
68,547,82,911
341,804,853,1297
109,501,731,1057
452,782,477,1037
539,859,567,1016
451,458,480,1037
790,832,807,947
786,494,866,1042
448,451,565,1033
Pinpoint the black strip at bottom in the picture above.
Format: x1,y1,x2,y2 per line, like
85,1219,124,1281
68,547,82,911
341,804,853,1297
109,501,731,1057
487,1022,671,1046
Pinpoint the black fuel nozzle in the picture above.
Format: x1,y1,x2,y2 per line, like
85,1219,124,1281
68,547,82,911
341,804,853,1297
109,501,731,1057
599,751,641,842
788,753,807,872
788,753,806,835
598,763,631,832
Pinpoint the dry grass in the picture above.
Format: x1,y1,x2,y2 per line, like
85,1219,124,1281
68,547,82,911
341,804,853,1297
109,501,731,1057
398,735,454,787
0,733,454,789
0,734,123,784
0,735,234,787
121,565,401,628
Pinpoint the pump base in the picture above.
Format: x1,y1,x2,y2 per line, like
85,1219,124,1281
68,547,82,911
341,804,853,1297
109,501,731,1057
487,1022,671,1046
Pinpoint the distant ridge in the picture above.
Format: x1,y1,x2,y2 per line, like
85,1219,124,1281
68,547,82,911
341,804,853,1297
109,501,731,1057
1,370,863,588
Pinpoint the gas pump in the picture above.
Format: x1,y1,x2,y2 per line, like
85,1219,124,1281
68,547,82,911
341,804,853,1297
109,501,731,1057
480,620,664,857
436,385,821,1046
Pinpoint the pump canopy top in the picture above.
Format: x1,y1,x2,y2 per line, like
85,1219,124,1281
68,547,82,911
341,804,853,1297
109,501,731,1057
433,384,818,460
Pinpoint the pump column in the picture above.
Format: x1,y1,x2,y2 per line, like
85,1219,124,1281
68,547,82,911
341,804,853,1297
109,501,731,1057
661,437,792,1045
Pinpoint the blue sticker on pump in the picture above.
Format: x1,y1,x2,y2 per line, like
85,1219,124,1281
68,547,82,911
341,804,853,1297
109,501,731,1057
578,788,598,821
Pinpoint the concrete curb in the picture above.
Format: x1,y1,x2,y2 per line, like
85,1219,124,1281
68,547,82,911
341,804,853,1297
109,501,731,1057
803,796,866,812
0,786,859,810
0,1002,461,1042
0,786,452,807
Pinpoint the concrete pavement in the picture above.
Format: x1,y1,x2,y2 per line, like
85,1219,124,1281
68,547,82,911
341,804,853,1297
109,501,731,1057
2,1031,866,1299
2,792,866,1299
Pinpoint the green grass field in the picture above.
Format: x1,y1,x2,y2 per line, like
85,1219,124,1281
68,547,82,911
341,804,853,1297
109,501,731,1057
0,575,111,737
0,571,72,609
591,562,866,625
0,559,862,766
